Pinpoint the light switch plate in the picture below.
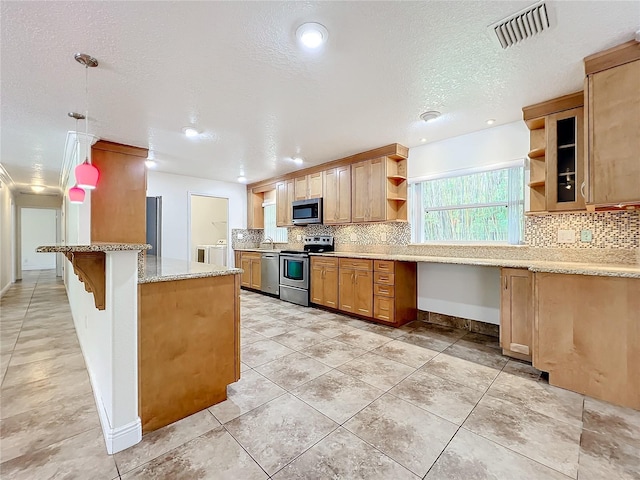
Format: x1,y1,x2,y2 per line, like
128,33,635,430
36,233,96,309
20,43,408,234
296,235,302,241
237,233,244,239
557,229,576,244
580,229,593,242
381,232,387,242
350,233,358,242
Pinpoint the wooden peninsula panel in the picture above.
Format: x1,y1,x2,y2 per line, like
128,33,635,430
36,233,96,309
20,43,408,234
138,274,241,433
534,273,640,410
91,140,148,243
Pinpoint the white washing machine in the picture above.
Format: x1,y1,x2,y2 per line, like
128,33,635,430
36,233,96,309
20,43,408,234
208,240,227,266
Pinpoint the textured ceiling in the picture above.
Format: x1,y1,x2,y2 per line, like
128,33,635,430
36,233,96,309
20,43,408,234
1,1,639,192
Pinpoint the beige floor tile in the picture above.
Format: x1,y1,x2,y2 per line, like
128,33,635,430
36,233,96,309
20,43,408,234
241,339,295,367
399,322,467,352
357,322,409,339
297,318,357,338
421,353,500,392
582,397,640,449
247,319,297,338
209,369,285,424
2,351,87,388
463,395,581,478
292,369,384,424
0,427,118,480
254,352,332,390
578,429,640,480
371,339,438,368
333,329,392,351
270,327,327,351
300,338,367,368
344,393,457,477
120,426,267,480
426,428,571,480
272,427,419,479
443,339,509,370
337,352,415,390
502,359,542,380
390,369,483,425
115,410,220,475
225,393,337,476
240,328,267,347
487,371,584,427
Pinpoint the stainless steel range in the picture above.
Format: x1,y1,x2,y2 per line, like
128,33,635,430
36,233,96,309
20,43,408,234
279,235,334,307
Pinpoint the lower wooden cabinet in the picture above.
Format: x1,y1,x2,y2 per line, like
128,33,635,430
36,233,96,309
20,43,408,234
500,268,533,360
338,258,373,316
239,251,261,290
310,257,338,308
372,260,417,326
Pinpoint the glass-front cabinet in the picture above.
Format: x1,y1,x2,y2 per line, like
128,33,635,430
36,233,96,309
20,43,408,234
546,107,585,211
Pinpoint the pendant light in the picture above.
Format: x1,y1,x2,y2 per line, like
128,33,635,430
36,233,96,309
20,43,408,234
74,53,100,190
67,112,86,204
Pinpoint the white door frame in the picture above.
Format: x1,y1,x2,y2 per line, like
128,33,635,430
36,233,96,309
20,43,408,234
186,192,230,264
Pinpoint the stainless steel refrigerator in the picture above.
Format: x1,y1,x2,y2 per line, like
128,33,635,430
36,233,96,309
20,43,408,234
146,196,162,256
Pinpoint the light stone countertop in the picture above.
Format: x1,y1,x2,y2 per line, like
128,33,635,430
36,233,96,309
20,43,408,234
37,243,152,253
139,255,242,284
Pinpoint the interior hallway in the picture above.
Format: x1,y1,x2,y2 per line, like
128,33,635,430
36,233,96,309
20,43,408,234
0,275,639,479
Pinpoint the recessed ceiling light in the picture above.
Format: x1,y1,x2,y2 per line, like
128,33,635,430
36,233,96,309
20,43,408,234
237,175,247,183
31,185,45,193
420,138,427,143
486,119,496,125
296,23,329,49
145,160,157,169
420,111,441,123
292,157,304,165
182,127,200,137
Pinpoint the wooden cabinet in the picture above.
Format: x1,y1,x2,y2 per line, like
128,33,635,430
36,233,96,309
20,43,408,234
276,179,295,227
323,166,351,224
352,156,408,222
584,45,640,209
310,257,338,308
523,92,585,213
500,268,533,361
239,251,261,290
372,260,417,326
534,273,640,410
247,189,264,229
234,251,241,268
294,172,323,201
338,258,373,316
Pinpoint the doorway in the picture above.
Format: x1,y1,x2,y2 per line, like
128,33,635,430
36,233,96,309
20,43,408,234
189,194,229,265
20,208,58,275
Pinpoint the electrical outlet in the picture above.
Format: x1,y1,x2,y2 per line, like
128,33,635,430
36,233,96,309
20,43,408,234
350,233,358,242
557,229,576,244
237,233,244,239
580,229,593,242
296,235,302,241
380,232,387,242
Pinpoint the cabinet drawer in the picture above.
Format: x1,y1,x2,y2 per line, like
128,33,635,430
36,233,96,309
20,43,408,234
339,258,372,271
311,257,339,268
242,251,261,259
374,296,395,323
374,272,395,285
374,260,395,273
374,284,395,297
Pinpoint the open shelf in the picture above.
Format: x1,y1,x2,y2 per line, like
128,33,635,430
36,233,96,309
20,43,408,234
558,143,576,149
525,117,545,130
528,147,546,159
528,180,546,188
387,196,407,202
387,175,407,182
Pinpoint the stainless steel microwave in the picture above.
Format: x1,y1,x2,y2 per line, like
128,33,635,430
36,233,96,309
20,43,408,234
292,198,322,225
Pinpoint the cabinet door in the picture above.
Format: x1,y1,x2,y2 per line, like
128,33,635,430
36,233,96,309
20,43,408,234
353,270,373,317
294,176,308,201
234,251,242,269
323,265,339,308
546,108,585,211
336,165,352,223
351,161,369,223
310,262,325,305
240,256,251,288
369,157,387,221
589,60,640,205
323,168,338,224
285,179,295,226
374,296,395,323
276,181,288,227
500,268,532,359
338,268,355,313
250,258,261,290
308,172,323,199
247,190,264,229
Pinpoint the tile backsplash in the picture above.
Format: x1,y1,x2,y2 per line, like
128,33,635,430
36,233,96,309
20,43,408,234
525,211,639,250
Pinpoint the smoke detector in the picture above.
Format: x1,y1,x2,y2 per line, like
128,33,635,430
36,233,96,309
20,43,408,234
490,1,552,49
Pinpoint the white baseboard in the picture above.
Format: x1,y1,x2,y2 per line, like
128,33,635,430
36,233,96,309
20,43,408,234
0,281,11,298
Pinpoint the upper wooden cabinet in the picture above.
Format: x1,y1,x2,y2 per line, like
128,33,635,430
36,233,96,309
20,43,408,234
584,42,640,209
323,165,351,224
247,189,264,229
294,172,323,201
352,156,407,222
276,179,295,227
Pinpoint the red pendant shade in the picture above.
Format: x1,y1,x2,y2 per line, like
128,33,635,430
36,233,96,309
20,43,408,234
68,185,86,204
75,159,99,190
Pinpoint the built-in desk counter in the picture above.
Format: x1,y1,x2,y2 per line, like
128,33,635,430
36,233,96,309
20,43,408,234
140,255,242,283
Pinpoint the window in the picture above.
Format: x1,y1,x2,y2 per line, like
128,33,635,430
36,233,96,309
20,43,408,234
411,163,524,244
263,203,288,243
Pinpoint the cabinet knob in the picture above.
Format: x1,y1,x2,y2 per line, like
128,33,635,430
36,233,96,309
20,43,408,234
580,181,586,199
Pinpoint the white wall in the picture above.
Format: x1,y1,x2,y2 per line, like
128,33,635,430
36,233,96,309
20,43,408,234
409,122,529,324
147,171,247,263
190,195,228,260
0,181,14,294
21,208,57,270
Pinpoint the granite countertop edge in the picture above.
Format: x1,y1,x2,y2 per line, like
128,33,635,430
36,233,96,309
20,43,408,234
38,243,151,253
139,268,243,284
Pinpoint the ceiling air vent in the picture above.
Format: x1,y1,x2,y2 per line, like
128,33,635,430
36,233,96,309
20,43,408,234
490,1,551,49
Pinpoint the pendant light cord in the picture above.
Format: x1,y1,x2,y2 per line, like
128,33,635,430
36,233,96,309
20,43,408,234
85,65,90,164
